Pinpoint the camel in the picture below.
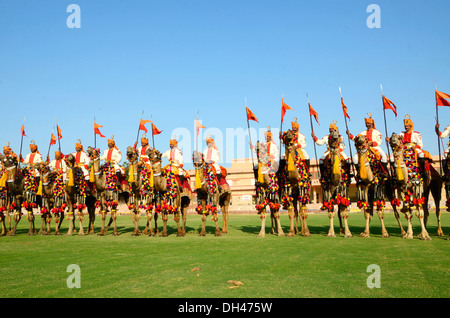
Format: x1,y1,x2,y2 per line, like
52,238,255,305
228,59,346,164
0,163,8,235
86,146,121,236
0,154,25,236
353,135,390,238
147,148,191,237
36,162,56,235
388,133,442,240
281,130,312,237
125,146,154,236
253,141,284,238
192,151,230,237
319,130,353,238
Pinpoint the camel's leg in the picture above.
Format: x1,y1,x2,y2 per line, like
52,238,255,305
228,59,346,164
393,206,407,237
338,209,345,235
146,211,155,236
153,212,159,235
98,210,107,235
6,211,12,234
212,212,221,237
273,209,285,236
78,211,85,236
417,206,431,240
45,213,52,235
300,205,310,237
112,209,119,236
174,211,182,236
199,214,207,236
182,208,187,236
257,211,266,238
131,211,140,236
404,209,414,239
327,210,336,237
287,206,296,237
360,208,372,238
38,213,46,235
0,214,6,236
28,210,36,236
342,207,353,238
160,213,168,237
221,205,228,235
8,208,22,236
433,202,444,237
377,208,390,238
66,212,75,236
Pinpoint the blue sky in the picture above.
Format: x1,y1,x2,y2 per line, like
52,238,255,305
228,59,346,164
1,0,449,169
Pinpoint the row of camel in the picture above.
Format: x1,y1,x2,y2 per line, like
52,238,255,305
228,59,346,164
0,131,448,240
0,147,231,237
255,130,448,240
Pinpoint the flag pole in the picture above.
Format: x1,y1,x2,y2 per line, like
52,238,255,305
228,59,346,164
245,98,256,169
339,87,357,180
94,116,97,149
19,117,25,160
380,84,392,169
136,111,144,146
47,127,55,160
279,94,284,162
435,80,443,175
151,114,155,150
306,93,319,176
56,118,61,153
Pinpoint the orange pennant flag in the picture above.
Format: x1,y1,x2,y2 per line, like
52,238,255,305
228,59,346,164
246,107,258,123
281,98,292,123
152,123,162,135
436,90,450,107
57,125,62,140
383,95,398,117
309,103,319,125
94,121,106,137
50,133,57,145
139,118,152,133
20,124,26,137
196,118,205,137
341,98,350,120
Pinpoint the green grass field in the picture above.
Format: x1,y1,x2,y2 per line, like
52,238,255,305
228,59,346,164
0,210,449,298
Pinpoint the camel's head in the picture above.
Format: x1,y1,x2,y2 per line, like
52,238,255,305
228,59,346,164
281,130,295,146
389,133,403,151
65,153,76,167
354,134,369,151
37,162,50,175
87,146,100,160
126,146,138,163
192,151,204,167
328,130,340,149
2,154,18,168
146,148,161,163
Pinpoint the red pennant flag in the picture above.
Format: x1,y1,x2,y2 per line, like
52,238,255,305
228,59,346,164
383,96,398,117
57,125,63,140
196,118,205,137
309,103,320,125
139,118,152,133
20,124,26,137
436,90,450,107
281,98,292,123
246,107,258,123
341,97,350,120
94,122,106,137
50,133,57,145
152,123,162,135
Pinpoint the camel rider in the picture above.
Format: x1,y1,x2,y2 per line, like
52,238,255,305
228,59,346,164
312,121,349,176
20,140,43,178
72,140,90,181
161,137,185,185
48,151,67,182
100,137,128,191
290,118,310,171
250,126,280,174
435,123,450,209
346,113,388,172
203,135,224,186
137,134,152,168
398,115,431,179
3,143,19,163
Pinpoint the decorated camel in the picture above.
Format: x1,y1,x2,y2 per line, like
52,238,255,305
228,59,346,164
0,154,26,236
192,151,231,236
319,130,353,238
280,130,312,237
388,133,442,239
86,146,121,236
353,134,390,238
253,141,284,237
147,148,191,237
36,162,56,235
125,146,154,236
